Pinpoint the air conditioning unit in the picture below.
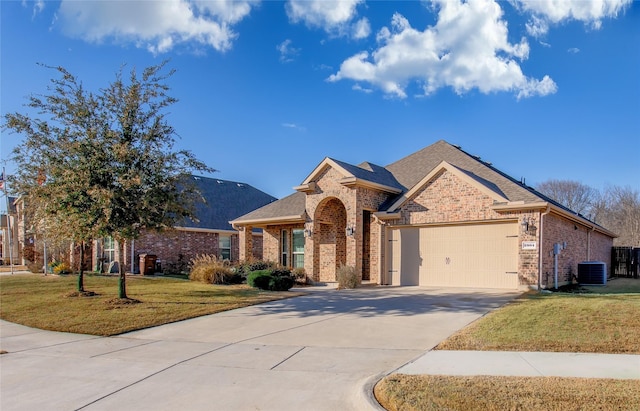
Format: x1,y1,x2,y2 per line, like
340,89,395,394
577,261,607,285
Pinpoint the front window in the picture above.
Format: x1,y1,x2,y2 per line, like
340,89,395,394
292,229,305,268
219,235,231,261
281,230,289,267
103,237,116,264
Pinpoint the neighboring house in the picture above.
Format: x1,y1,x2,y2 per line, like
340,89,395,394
231,140,616,290
92,176,276,273
0,196,20,265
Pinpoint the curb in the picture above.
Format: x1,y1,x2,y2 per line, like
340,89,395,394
355,373,389,411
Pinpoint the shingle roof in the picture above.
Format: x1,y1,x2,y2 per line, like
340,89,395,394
329,158,404,191
179,176,276,230
232,139,599,226
230,191,306,224
381,140,543,210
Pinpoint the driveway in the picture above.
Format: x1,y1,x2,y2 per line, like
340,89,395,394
1,286,519,411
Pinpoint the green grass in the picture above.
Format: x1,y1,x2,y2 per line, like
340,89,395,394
436,278,640,354
0,273,302,336
378,278,640,411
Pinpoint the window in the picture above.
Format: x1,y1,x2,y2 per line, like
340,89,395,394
219,235,231,261
103,237,116,264
292,229,305,268
281,229,305,268
281,230,289,267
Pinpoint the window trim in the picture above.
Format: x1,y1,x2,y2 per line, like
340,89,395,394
292,228,305,269
219,234,231,261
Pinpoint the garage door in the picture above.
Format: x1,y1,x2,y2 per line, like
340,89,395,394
387,222,519,289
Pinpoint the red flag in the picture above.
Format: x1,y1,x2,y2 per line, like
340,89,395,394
37,170,46,186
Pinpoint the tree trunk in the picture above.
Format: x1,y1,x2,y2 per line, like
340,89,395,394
118,240,127,299
77,242,85,292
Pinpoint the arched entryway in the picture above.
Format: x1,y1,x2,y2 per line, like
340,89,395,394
313,197,347,282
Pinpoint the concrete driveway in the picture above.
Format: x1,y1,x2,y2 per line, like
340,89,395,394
1,286,519,411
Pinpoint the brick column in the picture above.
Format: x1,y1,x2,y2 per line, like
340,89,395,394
238,226,253,261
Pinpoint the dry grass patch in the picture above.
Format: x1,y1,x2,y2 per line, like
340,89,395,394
437,279,640,354
375,374,640,411
0,274,302,336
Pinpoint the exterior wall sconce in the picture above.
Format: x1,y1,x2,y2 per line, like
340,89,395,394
304,228,313,238
345,225,355,237
521,217,537,235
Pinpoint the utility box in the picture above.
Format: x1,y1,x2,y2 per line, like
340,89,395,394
139,254,157,276
578,261,607,285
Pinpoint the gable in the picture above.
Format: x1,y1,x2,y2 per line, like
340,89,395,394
397,168,502,224
387,161,508,212
295,157,402,195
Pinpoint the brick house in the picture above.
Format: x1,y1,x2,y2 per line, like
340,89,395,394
231,140,616,290
93,176,276,274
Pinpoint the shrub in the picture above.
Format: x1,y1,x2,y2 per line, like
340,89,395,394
247,269,295,291
271,268,292,277
236,260,277,275
189,254,239,284
53,262,72,275
27,262,43,273
247,270,273,290
336,264,360,289
292,267,310,285
269,275,294,291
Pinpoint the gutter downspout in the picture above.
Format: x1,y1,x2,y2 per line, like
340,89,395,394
587,225,596,261
538,205,551,291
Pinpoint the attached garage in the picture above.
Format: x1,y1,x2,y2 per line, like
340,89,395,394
387,221,519,289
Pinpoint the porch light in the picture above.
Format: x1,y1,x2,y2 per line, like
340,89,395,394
304,228,313,238
345,225,355,237
521,217,537,235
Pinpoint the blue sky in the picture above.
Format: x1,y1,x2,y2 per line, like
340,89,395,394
1,0,639,209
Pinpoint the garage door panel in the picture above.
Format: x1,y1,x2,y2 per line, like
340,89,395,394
389,222,519,289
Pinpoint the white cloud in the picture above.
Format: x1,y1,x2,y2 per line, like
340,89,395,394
329,0,556,99
55,0,259,53
568,47,580,54
282,122,306,131
352,18,371,39
285,0,369,39
352,84,373,94
277,39,300,63
22,0,45,18
515,0,631,36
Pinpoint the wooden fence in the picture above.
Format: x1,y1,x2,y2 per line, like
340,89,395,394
611,247,639,278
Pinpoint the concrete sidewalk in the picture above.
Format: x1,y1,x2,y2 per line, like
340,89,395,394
395,350,640,379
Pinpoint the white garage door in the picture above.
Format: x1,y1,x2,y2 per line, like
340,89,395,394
388,222,519,289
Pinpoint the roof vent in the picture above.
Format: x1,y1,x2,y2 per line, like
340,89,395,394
237,183,245,188
217,180,223,184
193,176,201,180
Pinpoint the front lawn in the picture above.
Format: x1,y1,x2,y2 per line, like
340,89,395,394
436,278,640,354
375,375,640,411
377,278,640,410
0,273,302,336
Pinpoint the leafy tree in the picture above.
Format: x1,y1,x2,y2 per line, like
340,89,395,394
4,62,212,298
